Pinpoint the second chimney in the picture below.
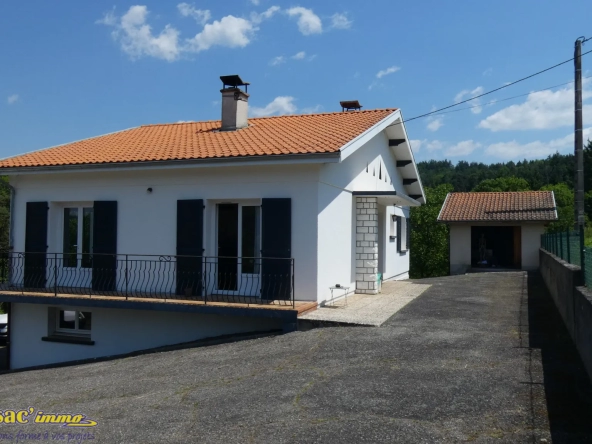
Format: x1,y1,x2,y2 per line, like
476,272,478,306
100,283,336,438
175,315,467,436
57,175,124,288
220,74,250,131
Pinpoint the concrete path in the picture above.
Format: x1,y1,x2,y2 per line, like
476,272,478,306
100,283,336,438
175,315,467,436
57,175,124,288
1,272,591,443
299,280,431,326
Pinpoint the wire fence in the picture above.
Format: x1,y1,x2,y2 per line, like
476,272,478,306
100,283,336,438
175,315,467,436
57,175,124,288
540,230,592,285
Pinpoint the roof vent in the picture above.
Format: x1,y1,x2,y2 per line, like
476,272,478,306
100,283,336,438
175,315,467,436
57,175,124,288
220,75,250,131
340,100,362,112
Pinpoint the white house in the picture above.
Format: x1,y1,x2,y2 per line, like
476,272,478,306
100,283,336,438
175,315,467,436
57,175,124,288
438,191,557,274
0,76,425,369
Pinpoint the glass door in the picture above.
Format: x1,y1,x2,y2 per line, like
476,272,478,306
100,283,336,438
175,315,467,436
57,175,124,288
60,207,93,289
215,204,261,296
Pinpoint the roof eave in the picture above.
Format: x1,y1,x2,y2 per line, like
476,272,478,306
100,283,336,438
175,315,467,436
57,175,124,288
0,152,342,175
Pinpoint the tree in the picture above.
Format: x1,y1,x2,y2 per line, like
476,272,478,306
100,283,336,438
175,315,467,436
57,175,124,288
471,176,530,192
409,184,453,279
540,183,574,233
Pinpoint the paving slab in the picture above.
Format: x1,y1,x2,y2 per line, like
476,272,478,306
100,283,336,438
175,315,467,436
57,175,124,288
299,280,431,326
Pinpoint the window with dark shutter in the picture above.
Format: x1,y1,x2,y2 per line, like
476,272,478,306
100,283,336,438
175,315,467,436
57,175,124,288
261,198,292,300
396,216,402,253
92,201,117,291
406,217,411,251
176,199,204,297
25,202,48,288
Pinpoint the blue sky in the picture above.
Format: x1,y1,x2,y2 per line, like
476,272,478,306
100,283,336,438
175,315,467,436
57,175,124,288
1,0,591,164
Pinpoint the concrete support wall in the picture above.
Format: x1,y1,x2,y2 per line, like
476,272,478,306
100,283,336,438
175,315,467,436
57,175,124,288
540,248,592,383
355,197,378,294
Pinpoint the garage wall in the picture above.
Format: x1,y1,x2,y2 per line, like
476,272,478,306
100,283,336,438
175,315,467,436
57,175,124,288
522,224,545,270
449,225,471,275
10,303,282,369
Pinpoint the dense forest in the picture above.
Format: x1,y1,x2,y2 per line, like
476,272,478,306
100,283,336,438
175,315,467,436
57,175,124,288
409,142,592,279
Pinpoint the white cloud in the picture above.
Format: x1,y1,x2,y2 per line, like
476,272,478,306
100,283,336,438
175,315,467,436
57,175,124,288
7,94,19,105
185,15,255,52
483,67,493,76
455,86,484,114
376,66,400,79
479,82,592,131
330,13,352,29
486,128,592,160
251,96,297,117
269,55,285,66
301,104,323,114
292,51,306,60
250,0,260,4
98,5,181,61
427,117,444,132
446,140,481,157
250,6,280,25
177,3,211,25
286,7,322,35
409,139,443,153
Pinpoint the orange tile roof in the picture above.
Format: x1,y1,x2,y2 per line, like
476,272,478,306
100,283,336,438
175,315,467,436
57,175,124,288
438,191,557,222
0,109,397,169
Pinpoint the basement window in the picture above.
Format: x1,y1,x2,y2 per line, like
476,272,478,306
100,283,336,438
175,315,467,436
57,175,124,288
43,308,94,345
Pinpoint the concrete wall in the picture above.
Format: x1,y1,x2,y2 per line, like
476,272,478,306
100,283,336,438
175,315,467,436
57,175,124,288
539,249,592,382
450,225,471,275
10,302,282,369
522,225,545,270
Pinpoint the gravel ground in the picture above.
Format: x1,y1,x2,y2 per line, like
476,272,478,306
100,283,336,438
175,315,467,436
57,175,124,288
0,272,591,443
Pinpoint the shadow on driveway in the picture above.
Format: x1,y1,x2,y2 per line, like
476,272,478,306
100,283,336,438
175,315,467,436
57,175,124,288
527,272,592,442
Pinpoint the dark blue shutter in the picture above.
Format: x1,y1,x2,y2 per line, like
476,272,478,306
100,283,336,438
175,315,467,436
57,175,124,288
261,198,292,301
176,200,204,297
406,217,411,250
396,216,402,252
24,202,48,288
92,201,117,292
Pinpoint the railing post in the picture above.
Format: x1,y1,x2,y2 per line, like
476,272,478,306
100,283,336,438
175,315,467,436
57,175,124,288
560,230,564,259
292,258,295,309
54,253,58,296
125,254,129,300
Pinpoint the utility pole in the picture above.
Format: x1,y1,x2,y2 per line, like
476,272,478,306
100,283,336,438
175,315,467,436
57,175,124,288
575,37,588,276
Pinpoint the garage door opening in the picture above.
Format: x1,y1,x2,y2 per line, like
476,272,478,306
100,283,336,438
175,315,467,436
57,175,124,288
471,226,521,269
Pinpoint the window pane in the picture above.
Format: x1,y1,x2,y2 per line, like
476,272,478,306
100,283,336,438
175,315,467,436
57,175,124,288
59,310,76,329
63,208,78,267
78,312,92,331
241,206,260,274
82,208,93,268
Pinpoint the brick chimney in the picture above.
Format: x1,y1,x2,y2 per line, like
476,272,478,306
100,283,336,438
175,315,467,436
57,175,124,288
220,75,250,131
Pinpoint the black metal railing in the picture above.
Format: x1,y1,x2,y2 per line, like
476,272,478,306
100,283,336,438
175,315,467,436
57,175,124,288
0,252,295,307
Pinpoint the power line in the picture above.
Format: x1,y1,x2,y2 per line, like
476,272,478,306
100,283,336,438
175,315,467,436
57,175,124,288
423,76,592,118
388,47,592,127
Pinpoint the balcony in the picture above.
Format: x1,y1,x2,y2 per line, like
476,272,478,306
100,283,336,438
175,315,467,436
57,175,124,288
0,253,316,314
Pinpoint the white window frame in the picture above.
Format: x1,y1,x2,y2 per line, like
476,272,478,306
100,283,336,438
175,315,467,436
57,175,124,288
61,205,94,269
54,309,92,337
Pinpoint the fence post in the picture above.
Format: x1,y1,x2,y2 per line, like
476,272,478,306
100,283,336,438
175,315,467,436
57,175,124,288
567,229,571,264
560,230,564,259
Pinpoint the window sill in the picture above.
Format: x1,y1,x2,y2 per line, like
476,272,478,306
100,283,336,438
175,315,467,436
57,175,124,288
42,335,94,346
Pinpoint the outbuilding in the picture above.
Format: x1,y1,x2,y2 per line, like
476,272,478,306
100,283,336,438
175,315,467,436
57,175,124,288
438,191,557,274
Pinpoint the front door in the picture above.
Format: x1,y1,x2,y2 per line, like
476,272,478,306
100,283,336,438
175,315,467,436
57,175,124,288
216,204,261,296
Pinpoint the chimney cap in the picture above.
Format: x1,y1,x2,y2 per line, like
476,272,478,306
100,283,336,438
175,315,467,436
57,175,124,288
220,74,250,89
340,100,362,112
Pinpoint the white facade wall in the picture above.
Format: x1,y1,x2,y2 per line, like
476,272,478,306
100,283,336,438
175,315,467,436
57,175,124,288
450,225,472,275
316,131,411,302
10,303,282,369
521,224,546,270
10,164,319,302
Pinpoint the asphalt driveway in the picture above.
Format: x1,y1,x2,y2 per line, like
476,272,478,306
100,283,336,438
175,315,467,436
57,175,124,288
0,272,591,443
